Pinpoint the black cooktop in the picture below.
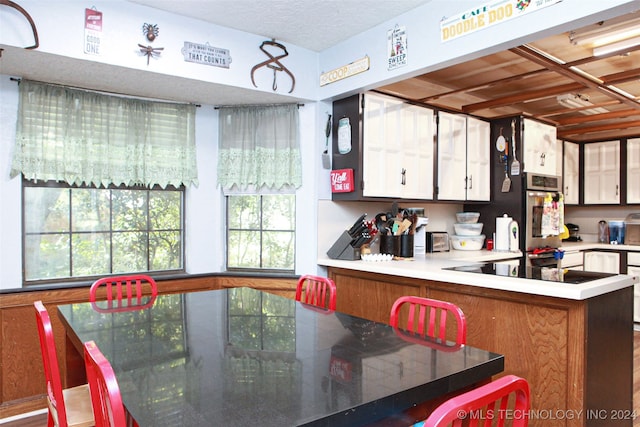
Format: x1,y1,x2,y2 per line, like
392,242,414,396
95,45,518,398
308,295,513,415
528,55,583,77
445,262,617,284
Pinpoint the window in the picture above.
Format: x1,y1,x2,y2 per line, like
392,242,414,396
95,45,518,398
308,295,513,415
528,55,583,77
226,194,295,271
23,180,184,283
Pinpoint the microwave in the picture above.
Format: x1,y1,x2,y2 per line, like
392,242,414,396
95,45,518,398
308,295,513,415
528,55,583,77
426,232,450,252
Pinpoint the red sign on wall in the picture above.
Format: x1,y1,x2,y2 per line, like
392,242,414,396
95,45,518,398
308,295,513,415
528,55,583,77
330,169,354,193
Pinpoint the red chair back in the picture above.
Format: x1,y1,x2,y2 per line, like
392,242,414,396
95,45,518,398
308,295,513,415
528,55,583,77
390,296,466,346
295,275,337,310
34,300,69,426
90,274,157,312
421,375,530,426
84,340,127,427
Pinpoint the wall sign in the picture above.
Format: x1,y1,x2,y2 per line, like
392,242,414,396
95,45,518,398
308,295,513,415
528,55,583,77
440,0,562,42
84,8,102,55
182,41,232,68
387,25,407,71
330,169,355,193
320,56,369,87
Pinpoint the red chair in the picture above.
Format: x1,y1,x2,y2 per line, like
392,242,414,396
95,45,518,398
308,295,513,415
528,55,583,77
89,274,157,312
34,301,94,427
390,296,466,346
295,275,337,310
84,341,127,427
415,375,530,426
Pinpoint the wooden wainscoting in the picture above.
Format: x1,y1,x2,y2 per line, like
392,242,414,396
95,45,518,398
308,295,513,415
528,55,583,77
0,275,297,419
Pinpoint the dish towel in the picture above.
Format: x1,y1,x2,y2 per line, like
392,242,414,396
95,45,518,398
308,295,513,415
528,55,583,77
541,193,564,236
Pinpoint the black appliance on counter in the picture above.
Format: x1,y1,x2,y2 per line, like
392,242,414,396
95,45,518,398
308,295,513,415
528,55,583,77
563,223,581,242
445,259,616,284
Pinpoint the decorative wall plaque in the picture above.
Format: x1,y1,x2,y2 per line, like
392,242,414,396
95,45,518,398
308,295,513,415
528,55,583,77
182,42,231,68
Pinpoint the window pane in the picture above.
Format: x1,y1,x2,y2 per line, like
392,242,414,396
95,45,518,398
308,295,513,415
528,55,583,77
149,231,182,270
226,194,295,271
24,187,69,233
228,195,259,229
25,234,70,280
262,231,295,269
23,181,184,283
72,232,110,276
150,191,181,230
262,195,295,230
72,188,110,232
112,231,148,273
112,190,148,231
228,230,260,268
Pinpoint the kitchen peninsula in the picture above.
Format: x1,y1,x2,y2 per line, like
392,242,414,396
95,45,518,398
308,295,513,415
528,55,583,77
319,251,637,427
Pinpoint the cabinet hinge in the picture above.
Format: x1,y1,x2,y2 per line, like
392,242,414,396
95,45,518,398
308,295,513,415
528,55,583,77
361,96,365,110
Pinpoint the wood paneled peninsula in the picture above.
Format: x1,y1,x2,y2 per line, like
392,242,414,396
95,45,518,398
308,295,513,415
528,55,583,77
319,251,637,427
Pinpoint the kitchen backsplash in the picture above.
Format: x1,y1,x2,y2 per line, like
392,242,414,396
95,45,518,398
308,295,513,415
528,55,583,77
565,206,640,243
318,200,462,256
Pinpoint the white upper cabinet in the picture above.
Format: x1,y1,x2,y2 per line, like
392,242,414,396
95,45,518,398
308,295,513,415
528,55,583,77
362,93,434,199
437,112,490,201
465,116,491,201
563,141,579,205
399,104,435,199
628,138,640,204
437,111,467,200
522,118,558,176
583,140,620,204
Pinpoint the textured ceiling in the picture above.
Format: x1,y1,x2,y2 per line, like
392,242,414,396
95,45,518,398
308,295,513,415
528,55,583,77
126,0,432,52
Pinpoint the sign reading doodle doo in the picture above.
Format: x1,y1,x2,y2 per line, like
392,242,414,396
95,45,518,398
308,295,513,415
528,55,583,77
182,42,232,68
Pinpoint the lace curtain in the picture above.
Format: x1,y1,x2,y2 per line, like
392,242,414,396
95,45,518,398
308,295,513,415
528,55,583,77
10,80,198,188
217,104,301,191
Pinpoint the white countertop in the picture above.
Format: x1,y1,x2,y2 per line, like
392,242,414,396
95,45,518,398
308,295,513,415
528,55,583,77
318,249,638,301
560,241,640,252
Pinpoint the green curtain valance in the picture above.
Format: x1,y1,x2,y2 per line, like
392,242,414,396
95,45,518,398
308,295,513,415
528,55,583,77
11,80,198,188
217,104,301,191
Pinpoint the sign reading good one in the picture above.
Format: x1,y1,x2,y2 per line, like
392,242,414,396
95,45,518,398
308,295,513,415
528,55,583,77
84,8,102,55
440,0,561,42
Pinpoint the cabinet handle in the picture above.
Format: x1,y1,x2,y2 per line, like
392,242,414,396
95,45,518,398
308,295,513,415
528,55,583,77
565,186,569,197
616,184,619,196
540,152,546,166
468,175,473,189
401,168,406,186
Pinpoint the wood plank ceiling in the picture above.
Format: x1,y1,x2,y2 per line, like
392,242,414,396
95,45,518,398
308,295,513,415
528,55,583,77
376,13,640,143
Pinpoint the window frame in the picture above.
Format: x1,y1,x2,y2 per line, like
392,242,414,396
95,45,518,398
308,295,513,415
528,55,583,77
21,178,186,285
225,194,296,273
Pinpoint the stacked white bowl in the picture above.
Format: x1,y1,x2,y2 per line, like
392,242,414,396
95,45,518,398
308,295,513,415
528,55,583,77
451,212,485,250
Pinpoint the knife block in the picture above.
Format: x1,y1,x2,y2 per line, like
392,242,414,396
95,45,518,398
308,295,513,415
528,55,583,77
327,231,361,260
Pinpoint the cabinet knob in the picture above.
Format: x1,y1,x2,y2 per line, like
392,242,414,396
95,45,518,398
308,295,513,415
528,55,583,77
401,168,406,186
540,152,546,166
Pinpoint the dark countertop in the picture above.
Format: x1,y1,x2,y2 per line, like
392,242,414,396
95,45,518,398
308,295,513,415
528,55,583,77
57,287,503,427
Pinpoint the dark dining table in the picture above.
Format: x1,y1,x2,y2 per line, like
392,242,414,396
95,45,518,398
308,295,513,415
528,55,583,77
57,287,504,427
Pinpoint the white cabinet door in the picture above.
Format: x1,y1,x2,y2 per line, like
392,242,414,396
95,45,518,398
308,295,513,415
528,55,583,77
563,141,579,205
583,251,620,273
628,138,640,204
400,104,435,199
583,140,620,204
522,118,558,175
466,117,490,201
437,111,467,200
362,94,403,197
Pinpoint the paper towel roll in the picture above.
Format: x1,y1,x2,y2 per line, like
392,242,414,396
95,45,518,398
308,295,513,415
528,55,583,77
495,214,512,252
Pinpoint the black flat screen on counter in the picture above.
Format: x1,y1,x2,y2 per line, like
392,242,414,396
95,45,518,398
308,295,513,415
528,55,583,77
445,263,617,284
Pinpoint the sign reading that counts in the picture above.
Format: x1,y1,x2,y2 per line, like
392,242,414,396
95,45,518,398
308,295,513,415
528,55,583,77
182,42,232,68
